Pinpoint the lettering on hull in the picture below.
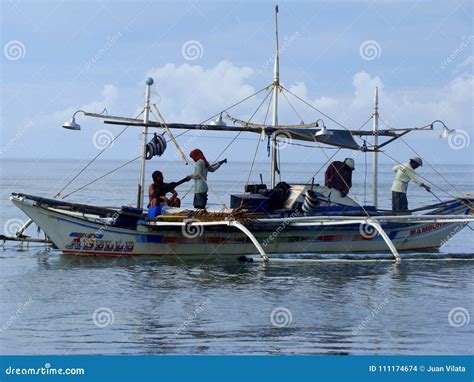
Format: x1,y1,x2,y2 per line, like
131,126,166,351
409,222,449,236
65,232,134,253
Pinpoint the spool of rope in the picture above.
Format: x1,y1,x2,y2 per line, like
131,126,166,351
302,190,332,213
302,191,320,213
146,133,167,159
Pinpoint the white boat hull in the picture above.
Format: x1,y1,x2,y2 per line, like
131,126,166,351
11,195,471,258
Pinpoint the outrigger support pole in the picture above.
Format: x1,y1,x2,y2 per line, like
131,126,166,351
15,219,33,237
366,219,401,263
157,219,269,261
229,220,269,262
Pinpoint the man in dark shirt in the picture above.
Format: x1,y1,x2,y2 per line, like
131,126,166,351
148,171,190,208
324,158,355,197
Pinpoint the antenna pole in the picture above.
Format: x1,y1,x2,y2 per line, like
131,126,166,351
371,87,379,208
270,4,279,188
137,78,153,209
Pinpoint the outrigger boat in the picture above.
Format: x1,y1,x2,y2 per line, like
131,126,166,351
7,6,474,263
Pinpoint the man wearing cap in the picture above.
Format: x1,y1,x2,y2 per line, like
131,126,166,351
391,157,431,212
324,158,355,197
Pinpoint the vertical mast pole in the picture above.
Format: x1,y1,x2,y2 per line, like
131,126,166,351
137,77,153,209
270,4,279,188
372,86,379,208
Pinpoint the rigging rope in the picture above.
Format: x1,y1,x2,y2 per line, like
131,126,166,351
213,87,273,162
370,111,463,201
280,85,352,132
359,115,374,130
365,111,466,206
280,86,306,124
284,141,340,149
57,86,273,204
150,104,188,163
312,138,371,217
398,135,467,198
277,139,282,182
54,109,145,199
61,156,140,199
246,89,274,185
303,114,374,184
155,85,273,158
380,150,458,199
179,87,275,208
364,146,368,205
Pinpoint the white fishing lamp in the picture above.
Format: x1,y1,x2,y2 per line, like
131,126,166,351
62,110,85,131
432,120,454,139
315,119,333,138
210,113,227,127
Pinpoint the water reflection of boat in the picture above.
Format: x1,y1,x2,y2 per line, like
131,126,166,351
7,5,474,263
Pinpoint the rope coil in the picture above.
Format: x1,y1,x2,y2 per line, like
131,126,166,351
145,133,167,159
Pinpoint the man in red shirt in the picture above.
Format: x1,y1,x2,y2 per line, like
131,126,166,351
324,158,355,197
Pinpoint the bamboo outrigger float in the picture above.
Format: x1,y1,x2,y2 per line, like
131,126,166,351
6,5,474,263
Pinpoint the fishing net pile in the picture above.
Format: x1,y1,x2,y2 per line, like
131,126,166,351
154,208,264,223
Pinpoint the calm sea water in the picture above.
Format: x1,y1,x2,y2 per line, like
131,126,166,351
1,159,473,354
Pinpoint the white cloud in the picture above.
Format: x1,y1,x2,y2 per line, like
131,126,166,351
284,71,472,133
0,84,120,160
49,84,119,124
288,81,340,116
455,55,474,73
146,61,256,123
349,71,383,111
15,62,470,163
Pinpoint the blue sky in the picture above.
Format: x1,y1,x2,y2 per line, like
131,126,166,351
1,0,473,167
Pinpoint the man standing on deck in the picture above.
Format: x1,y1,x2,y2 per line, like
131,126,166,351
391,157,431,212
324,158,355,197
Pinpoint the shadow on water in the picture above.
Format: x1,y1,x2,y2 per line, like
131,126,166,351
33,249,474,287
